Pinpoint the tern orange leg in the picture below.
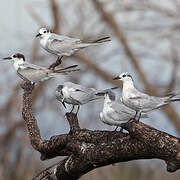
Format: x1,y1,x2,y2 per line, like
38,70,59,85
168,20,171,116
49,56,63,70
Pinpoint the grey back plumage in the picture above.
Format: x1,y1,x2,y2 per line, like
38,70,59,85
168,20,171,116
17,63,79,83
42,33,111,56
55,82,103,106
120,72,180,112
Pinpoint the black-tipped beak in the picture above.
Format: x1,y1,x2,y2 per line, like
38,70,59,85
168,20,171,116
36,33,41,37
113,76,120,80
61,101,67,109
2,57,12,60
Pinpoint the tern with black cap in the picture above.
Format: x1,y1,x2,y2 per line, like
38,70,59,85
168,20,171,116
36,27,111,70
113,72,180,119
2,53,80,84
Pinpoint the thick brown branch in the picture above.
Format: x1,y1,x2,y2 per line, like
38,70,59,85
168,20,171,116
66,113,80,131
121,120,180,172
21,82,180,180
21,82,70,159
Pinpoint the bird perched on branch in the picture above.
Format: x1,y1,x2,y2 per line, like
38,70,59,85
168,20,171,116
113,72,180,120
2,53,79,84
36,27,111,70
97,90,148,129
55,82,117,114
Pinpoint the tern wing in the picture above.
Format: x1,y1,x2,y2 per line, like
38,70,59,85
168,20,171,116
50,34,81,42
20,62,47,70
17,68,50,83
123,86,155,110
47,34,82,56
110,101,148,120
63,82,87,90
127,95,165,111
110,102,135,120
69,87,97,104
64,82,97,94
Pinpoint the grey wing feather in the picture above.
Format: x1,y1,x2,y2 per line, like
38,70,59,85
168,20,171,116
125,87,159,110
110,101,148,120
104,102,132,122
47,34,81,55
67,84,97,104
17,71,30,82
17,68,50,83
20,62,46,70
111,102,136,117
64,82,96,93
70,88,96,104
50,34,81,42
129,94,165,111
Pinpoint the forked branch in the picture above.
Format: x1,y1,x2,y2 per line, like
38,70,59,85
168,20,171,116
21,82,180,180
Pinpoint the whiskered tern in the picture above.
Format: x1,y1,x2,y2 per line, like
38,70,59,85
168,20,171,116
97,90,148,129
36,27,111,69
113,72,180,119
55,82,117,114
2,53,80,83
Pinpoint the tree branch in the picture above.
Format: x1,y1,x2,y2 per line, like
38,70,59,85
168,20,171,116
21,82,180,180
21,82,70,160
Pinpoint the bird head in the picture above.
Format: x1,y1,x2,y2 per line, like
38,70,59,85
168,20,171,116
36,27,50,38
2,53,25,63
113,72,133,82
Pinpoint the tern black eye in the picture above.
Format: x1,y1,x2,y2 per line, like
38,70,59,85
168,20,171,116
122,74,126,78
43,31,46,33
12,55,16,58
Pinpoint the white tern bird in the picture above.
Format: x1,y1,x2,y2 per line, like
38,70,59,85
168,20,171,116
97,90,148,128
55,82,117,113
113,72,180,119
2,53,80,83
36,27,111,69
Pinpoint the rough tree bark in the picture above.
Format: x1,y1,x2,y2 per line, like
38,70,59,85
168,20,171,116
21,82,180,180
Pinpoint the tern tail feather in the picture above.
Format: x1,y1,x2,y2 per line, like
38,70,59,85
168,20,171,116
54,64,80,74
164,92,180,103
49,65,80,76
53,69,80,75
90,36,111,43
85,36,111,44
168,98,180,103
55,65,78,71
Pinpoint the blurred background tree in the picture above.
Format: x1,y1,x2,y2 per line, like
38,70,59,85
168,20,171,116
0,0,180,179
